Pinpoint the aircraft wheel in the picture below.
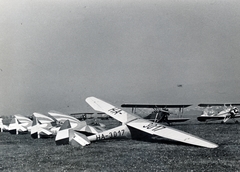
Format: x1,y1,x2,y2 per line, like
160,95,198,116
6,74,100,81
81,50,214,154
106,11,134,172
235,120,239,124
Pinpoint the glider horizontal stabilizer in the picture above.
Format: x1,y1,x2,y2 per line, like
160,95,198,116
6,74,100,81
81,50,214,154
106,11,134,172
55,120,90,147
31,116,53,139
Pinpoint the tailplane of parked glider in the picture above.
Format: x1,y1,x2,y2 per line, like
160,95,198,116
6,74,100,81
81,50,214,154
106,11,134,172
31,116,53,139
55,120,90,147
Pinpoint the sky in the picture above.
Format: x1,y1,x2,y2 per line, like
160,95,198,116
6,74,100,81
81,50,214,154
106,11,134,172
1,0,240,116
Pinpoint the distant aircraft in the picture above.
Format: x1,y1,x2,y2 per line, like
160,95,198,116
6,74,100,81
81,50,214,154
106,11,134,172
197,103,240,123
57,97,218,148
70,112,110,120
70,113,94,120
121,104,191,125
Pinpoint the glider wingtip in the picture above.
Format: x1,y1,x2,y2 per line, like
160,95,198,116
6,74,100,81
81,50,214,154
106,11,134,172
209,143,219,149
200,142,218,149
85,96,96,101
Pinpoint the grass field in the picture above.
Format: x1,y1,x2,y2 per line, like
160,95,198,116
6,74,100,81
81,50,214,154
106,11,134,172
0,115,240,172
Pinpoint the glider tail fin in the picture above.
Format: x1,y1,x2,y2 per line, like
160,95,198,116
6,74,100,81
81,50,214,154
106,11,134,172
0,118,3,132
31,116,40,139
55,120,90,147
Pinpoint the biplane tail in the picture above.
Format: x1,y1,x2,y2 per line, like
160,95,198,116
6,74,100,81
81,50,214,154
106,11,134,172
55,120,90,147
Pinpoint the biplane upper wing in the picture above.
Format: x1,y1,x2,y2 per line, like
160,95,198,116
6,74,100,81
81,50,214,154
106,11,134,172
121,104,192,108
86,97,218,148
70,113,94,115
198,103,240,107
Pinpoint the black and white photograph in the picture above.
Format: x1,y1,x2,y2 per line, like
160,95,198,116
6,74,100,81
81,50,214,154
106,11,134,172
1,0,240,171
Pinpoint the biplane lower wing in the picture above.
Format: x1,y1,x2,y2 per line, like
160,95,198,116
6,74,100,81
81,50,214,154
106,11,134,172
166,118,189,122
147,118,189,123
198,115,240,122
86,97,218,148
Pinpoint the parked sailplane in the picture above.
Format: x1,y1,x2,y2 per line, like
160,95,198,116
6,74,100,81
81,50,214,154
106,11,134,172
31,111,106,139
197,103,240,123
0,118,9,132
55,97,218,148
31,116,53,139
121,104,191,125
8,115,33,134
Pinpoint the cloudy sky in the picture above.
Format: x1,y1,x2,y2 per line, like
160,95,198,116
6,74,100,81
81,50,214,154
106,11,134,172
1,0,240,116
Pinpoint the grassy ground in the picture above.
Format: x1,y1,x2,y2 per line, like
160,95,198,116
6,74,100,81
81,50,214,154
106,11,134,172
0,116,240,172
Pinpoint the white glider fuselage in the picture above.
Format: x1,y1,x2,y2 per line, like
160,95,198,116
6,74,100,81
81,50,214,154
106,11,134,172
88,125,131,142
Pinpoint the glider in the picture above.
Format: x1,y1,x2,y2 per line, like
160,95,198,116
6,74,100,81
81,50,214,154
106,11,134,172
48,111,105,134
57,97,218,148
8,117,28,135
33,112,61,135
197,103,240,123
0,118,9,132
31,116,53,139
55,120,90,146
121,103,191,125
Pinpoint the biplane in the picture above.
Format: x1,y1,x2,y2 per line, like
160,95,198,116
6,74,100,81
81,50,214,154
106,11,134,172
121,103,191,125
55,97,218,148
70,112,109,120
197,103,240,123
